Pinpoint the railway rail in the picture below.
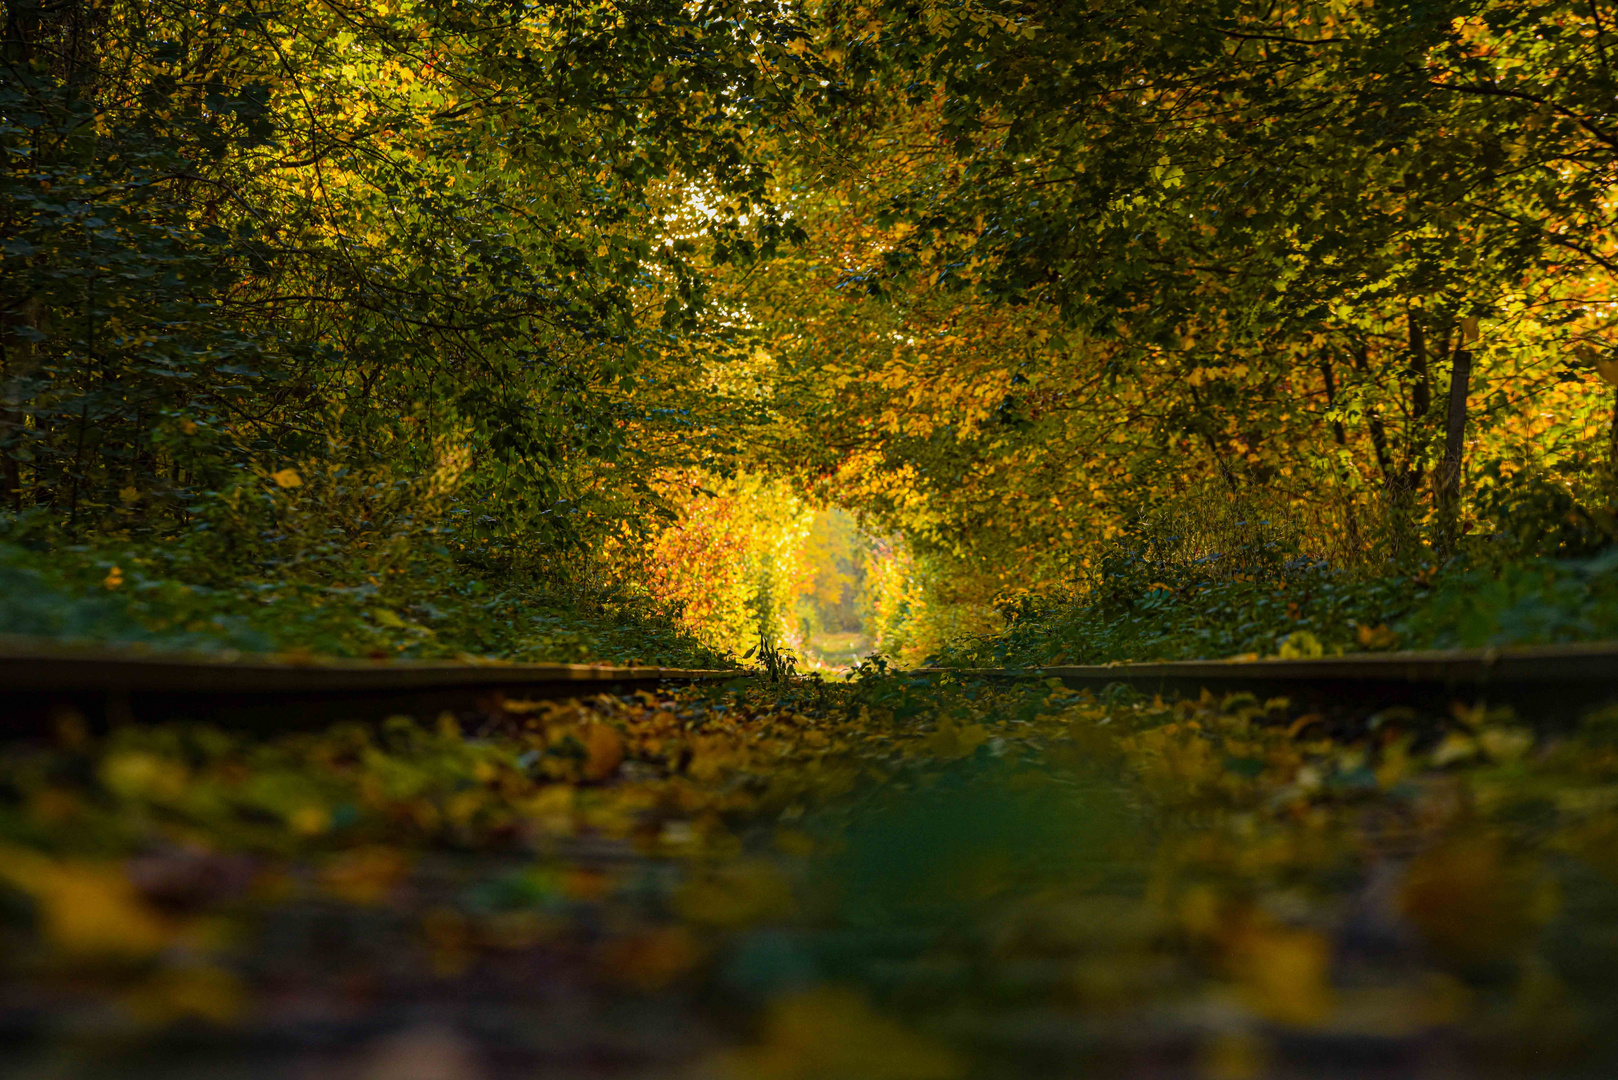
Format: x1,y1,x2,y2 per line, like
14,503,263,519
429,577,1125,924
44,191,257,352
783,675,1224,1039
0,636,748,734
2,637,1616,734
918,640,1618,719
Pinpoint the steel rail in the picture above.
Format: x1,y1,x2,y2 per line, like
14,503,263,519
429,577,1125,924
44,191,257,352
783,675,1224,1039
909,640,1618,718
3,637,1617,735
0,636,749,735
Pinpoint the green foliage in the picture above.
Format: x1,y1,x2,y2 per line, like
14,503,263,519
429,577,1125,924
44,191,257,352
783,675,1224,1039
932,481,1618,667
750,624,800,684
1472,460,1618,560
1,0,827,597
1404,549,1618,650
5,0,1618,669
939,557,1418,668
0,540,729,666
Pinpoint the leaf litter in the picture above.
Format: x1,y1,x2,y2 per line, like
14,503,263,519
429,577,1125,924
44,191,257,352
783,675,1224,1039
3,676,1618,1078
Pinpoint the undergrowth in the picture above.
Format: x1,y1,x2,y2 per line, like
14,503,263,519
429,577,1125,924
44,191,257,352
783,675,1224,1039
0,433,733,667
0,540,730,667
932,479,1618,668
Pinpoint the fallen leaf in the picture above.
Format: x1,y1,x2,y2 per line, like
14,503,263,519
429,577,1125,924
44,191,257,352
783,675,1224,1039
0,849,171,958
710,987,964,1080
582,723,625,781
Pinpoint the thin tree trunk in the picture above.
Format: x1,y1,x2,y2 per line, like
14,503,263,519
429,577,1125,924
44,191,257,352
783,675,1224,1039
1320,354,1362,554
1408,311,1431,422
1352,341,1394,482
1438,347,1473,518
1319,357,1347,447
1402,310,1433,492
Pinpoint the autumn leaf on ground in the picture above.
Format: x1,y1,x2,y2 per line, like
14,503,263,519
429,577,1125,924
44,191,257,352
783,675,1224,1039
0,849,172,958
709,987,965,1080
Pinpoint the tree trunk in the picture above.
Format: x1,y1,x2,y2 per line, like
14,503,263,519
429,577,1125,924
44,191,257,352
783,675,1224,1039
1401,310,1433,493
1319,354,1362,553
1438,348,1473,514
1319,357,1348,447
1408,312,1431,421
1352,341,1394,482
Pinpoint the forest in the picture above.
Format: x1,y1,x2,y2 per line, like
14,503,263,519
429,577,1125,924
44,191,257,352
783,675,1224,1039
5,0,1618,1076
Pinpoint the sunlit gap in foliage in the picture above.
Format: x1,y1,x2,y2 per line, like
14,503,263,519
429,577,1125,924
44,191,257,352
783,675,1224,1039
623,477,955,670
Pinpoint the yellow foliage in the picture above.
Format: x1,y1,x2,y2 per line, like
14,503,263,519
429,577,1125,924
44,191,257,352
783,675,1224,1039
926,719,989,759
1276,631,1324,659
710,987,965,1080
1230,924,1335,1026
0,849,170,958
581,722,626,781
626,472,815,655
100,750,189,803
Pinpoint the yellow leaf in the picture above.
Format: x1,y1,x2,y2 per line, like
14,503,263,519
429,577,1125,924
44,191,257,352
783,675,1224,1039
371,607,407,629
708,987,964,1080
1232,926,1334,1026
289,805,331,835
1478,727,1533,764
100,750,188,801
271,467,303,488
926,720,989,759
1355,623,1398,650
582,723,625,781
1430,732,1479,768
1277,631,1323,659
0,849,170,957
103,565,124,590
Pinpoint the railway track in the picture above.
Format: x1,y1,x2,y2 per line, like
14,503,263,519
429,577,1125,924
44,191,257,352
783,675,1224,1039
2,637,1615,735
0,636,748,734
917,640,1618,719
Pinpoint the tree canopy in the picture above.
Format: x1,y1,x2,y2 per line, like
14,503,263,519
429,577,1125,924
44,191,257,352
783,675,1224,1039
3,0,1616,658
